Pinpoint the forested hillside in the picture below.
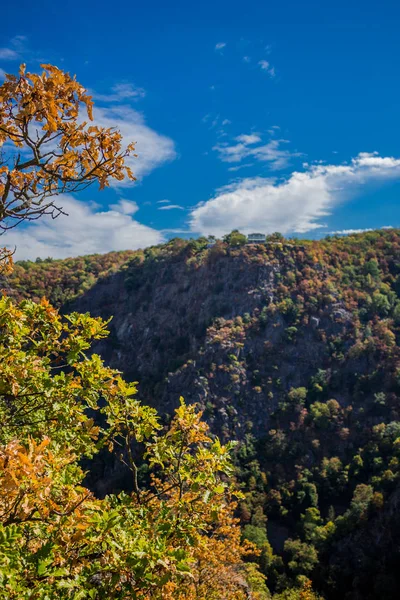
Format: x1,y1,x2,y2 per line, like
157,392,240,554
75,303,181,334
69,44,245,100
7,228,400,599
8,250,135,305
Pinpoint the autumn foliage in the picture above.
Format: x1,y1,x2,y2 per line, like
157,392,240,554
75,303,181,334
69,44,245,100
0,64,135,231
0,63,271,599
0,296,268,599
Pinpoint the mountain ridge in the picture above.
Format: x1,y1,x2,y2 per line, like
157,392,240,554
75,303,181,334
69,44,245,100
5,229,400,599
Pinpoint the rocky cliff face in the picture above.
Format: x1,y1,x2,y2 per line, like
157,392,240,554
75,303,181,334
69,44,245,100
69,241,357,441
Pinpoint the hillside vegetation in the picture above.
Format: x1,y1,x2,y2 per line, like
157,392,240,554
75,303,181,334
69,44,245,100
7,228,400,599
8,250,136,306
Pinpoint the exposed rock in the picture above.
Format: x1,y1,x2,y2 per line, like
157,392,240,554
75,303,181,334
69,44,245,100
310,316,320,328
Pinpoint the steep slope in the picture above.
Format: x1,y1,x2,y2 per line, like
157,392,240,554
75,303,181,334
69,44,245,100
63,233,399,433
7,229,400,599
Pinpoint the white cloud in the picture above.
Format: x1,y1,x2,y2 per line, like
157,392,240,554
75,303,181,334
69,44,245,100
214,135,301,170
112,83,145,99
235,133,261,145
158,204,184,211
160,228,192,234
259,60,270,70
92,105,176,180
228,163,254,172
157,199,171,204
331,228,374,235
4,196,164,260
0,35,27,61
93,82,146,103
215,42,226,50
109,199,139,214
0,48,18,60
202,114,231,136
330,226,394,235
189,152,400,237
258,60,275,77
268,125,280,135
242,56,251,63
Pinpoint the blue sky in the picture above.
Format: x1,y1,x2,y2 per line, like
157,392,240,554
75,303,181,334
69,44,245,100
2,0,400,258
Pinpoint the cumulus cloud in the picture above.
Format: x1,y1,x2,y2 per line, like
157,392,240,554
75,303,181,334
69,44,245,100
215,42,226,50
92,105,176,180
4,196,164,260
190,152,400,237
109,199,139,214
214,135,301,170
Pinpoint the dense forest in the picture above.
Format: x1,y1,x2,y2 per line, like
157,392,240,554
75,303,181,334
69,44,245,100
6,228,400,599
8,250,135,306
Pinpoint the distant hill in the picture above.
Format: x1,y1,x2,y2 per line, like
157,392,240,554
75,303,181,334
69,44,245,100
8,250,136,306
7,229,400,599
